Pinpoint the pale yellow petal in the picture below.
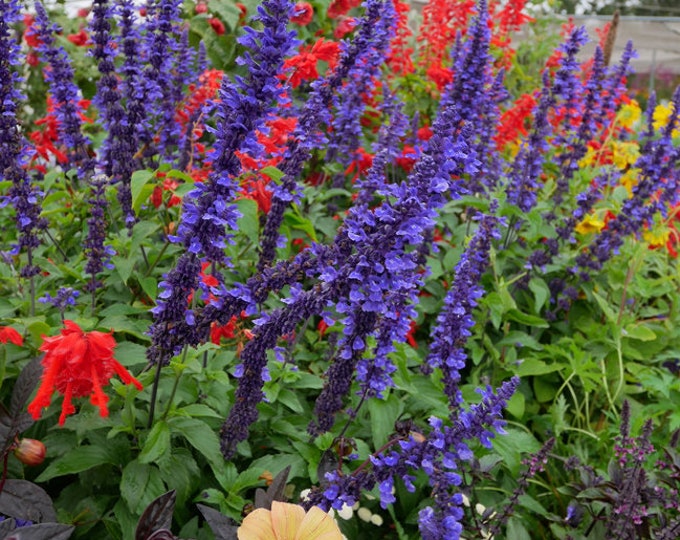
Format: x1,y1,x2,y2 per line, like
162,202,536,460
238,508,277,540
294,506,343,540
271,502,306,540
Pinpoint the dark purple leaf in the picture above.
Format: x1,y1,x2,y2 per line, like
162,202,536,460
253,466,290,510
0,480,56,523
0,518,16,536
145,529,177,540
2,523,74,540
196,505,237,540
134,490,176,540
10,359,42,418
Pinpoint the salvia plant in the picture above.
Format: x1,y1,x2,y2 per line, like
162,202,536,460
0,0,679,538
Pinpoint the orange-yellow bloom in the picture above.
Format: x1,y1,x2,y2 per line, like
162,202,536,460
28,320,143,425
238,501,343,540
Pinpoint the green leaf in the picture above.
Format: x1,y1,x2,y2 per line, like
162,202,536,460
36,446,120,482
505,309,549,328
167,416,224,476
121,460,166,515
506,391,525,419
112,255,135,285
528,277,550,314
139,421,171,464
514,358,562,376
207,0,240,30
130,170,155,214
623,323,656,341
236,198,259,243
368,395,403,448
260,166,285,184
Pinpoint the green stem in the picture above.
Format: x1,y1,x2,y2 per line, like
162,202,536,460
162,347,188,421
147,358,164,429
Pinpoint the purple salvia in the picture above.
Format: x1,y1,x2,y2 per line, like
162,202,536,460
147,0,299,367
547,26,589,207
426,214,500,411
117,0,148,162
142,0,182,159
84,174,115,297
304,378,519,540
90,0,138,228
505,72,554,213
257,0,395,270
326,0,396,178
1,0,46,286
573,87,680,284
32,2,95,177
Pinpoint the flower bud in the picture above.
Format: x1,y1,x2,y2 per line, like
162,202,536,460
14,439,46,466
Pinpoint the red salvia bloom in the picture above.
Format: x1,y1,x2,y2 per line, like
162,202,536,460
27,321,143,426
67,29,89,47
291,1,314,25
0,327,23,346
283,39,340,88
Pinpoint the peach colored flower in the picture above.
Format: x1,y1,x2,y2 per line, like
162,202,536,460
238,501,342,540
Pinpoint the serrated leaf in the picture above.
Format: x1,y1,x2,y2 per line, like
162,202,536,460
368,395,403,448
131,170,156,214
167,417,224,476
0,480,57,523
260,166,285,184
3,523,74,540
134,490,176,540
235,198,259,243
36,446,120,482
623,323,656,341
196,504,238,540
139,422,171,465
122,461,167,516
505,309,549,328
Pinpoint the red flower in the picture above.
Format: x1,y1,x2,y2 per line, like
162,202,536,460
209,17,225,35
291,2,314,25
0,327,23,346
333,16,356,39
27,321,143,426
195,2,208,14
77,8,90,17
283,39,340,88
67,29,89,47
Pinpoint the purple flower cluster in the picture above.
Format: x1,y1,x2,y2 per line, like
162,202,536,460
1,0,46,280
32,2,94,176
147,0,299,366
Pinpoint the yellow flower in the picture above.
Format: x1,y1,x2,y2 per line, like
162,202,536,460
620,168,640,195
578,146,597,168
611,141,640,170
653,102,673,131
643,228,670,248
617,100,641,129
238,501,343,540
575,213,605,235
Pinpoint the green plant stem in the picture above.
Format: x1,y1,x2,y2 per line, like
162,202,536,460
147,358,164,429
144,239,170,278
162,347,188,421
44,229,68,261
27,249,35,317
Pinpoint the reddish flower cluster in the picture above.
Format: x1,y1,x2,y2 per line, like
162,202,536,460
327,0,361,19
291,1,314,26
283,38,340,88
386,0,414,76
494,92,538,149
151,172,182,209
0,327,23,346
27,321,143,426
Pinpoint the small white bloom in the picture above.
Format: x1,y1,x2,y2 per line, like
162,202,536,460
370,514,383,526
357,507,373,522
337,503,354,520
